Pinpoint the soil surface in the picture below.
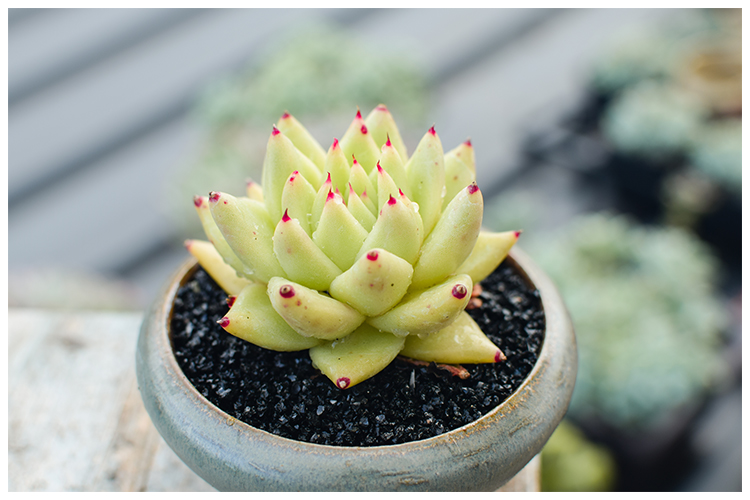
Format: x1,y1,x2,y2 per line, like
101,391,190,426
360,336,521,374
171,261,544,447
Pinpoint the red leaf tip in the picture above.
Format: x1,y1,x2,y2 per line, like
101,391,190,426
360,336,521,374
332,138,339,149
281,112,291,120
355,108,362,119
467,183,479,195
376,161,383,173
272,125,280,136
336,377,351,389
452,284,468,299
361,124,368,135
428,125,436,136
326,190,335,202
218,317,230,328
464,138,472,147
376,104,388,111
387,194,397,206
279,285,295,299
282,209,291,222
367,250,379,261
193,195,204,207
385,134,392,147
208,191,221,203
226,296,236,308
514,230,522,239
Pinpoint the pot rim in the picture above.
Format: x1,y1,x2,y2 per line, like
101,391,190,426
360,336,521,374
153,246,572,452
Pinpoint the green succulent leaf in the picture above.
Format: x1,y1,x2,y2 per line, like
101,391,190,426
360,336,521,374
324,138,352,196
185,239,253,295
309,323,405,389
276,112,327,171
261,127,322,223
221,282,321,351
456,230,520,283
364,104,409,162
312,191,369,270
411,183,483,290
281,171,317,236
329,248,414,317
346,184,377,232
443,141,476,210
267,277,365,340
367,274,473,337
405,127,446,235
400,311,504,364
193,195,247,278
339,110,381,173
357,193,423,265
273,213,342,291
209,191,285,283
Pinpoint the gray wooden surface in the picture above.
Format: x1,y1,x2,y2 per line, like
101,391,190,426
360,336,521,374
8,8,675,306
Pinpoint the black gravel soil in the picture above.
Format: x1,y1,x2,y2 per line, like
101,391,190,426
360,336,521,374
170,261,544,447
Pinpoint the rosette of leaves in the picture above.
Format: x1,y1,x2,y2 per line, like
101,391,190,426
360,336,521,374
602,81,709,162
688,119,742,195
529,213,728,430
186,105,520,389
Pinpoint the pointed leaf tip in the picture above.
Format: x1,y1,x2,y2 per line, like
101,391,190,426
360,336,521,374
279,284,295,298
385,134,392,147
428,125,436,136
452,284,468,299
514,230,522,239
218,317,230,328
464,138,472,147
336,377,351,389
208,191,221,203
376,104,388,111
183,239,193,249
326,190,335,202
272,125,280,136
281,111,291,119
226,295,237,307
356,108,362,119
387,194,397,205
361,124,368,134
332,138,339,149
193,195,204,207
282,209,292,222
467,182,479,195
377,161,383,173
494,350,507,363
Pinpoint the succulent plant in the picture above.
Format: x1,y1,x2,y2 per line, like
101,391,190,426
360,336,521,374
602,81,709,162
688,118,742,194
527,213,728,430
186,105,520,389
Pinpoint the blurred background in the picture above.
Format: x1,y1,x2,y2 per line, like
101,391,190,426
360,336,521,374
8,8,741,491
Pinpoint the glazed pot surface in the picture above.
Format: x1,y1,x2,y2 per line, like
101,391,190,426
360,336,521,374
136,248,576,491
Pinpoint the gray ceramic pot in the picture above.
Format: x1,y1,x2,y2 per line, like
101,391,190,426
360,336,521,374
136,248,576,491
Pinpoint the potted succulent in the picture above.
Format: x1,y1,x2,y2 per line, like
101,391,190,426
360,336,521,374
137,106,576,491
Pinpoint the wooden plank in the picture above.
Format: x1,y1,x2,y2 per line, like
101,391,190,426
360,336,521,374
8,9,331,205
8,310,143,491
9,9,201,104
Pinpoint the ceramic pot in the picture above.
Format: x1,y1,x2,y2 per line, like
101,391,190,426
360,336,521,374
136,247,576,491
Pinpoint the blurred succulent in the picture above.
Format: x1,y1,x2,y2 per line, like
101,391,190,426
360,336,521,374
602,81,709,162
195,25,428,128
186,106,520,389
528,213,728,430
541,420,617,492
688,119,742,194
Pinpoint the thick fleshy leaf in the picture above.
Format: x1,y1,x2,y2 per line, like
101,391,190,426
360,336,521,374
375,163,401,212
193,195,247,278
378,137,409,198
329,248,414,317
456,230,520,283
325,138,351,195
410,183,483,290
209,192,284,283
313,191,368,270
349,157,377,213
277,112,327,171
357,194,423,265
273,214,342,291
400,311,504,364
309,173,333,232
267,277,365,340
261,127,322,223
185,239,253,295
443,142,476,211
281,171,316,236
367,274,473,337
339,110,381,173
364,104,409,161
346,184,376,232
309,323,405,389
220,282,320,351
245,179,264,202
405,127,445,235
